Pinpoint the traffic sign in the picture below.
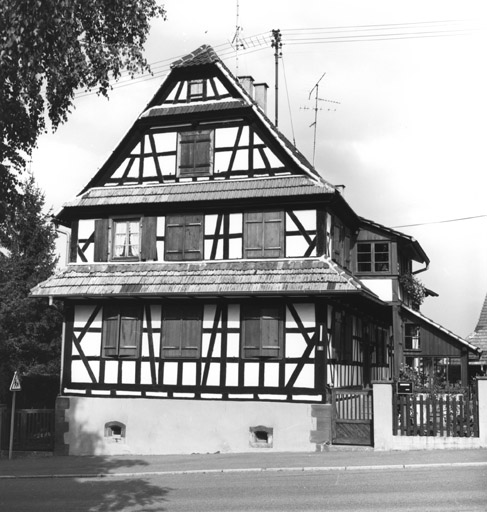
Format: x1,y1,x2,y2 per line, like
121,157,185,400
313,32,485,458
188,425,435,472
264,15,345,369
9,371,21,392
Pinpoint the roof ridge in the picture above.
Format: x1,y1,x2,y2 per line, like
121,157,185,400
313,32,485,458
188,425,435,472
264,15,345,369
171,44,220,69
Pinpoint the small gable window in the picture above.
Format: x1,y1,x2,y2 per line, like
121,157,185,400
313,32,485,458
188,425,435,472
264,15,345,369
102,303,142,358
177,130,214,177
241,303,284,359
165,214,203,261
243,211,284,259
188,79,205,100
356,241,390,273
161,303,202,359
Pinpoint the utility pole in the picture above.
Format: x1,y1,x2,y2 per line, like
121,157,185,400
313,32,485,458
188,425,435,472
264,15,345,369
271,29,282,127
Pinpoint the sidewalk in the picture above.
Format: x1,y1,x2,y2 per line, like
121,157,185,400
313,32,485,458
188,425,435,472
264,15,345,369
1,447,487,479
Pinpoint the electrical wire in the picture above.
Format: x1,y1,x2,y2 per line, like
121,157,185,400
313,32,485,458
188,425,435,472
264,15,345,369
281,55,296,145
392,214,487,229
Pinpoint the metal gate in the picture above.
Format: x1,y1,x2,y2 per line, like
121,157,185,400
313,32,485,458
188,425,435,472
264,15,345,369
332,388,373,446
0,408,54,452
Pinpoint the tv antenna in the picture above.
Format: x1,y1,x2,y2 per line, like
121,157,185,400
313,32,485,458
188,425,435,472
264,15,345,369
230,0,245,74
271,29,282,127
301,72,340,166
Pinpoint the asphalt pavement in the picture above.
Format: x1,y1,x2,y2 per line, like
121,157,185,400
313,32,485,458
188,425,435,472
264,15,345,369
1,447,487,479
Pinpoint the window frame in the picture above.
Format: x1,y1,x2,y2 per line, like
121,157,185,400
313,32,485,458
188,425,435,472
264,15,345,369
177,129,214,177
160,303,203,359
404,323,421,351
102,303,142,359
110,217,141,261
241,302,284,360
356,241,391,274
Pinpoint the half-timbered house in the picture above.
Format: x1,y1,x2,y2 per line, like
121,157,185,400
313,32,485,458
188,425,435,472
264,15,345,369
32,45,479,454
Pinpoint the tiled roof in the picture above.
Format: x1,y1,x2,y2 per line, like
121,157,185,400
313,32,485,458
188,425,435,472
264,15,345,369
401,305,481,355
31,258,371,299
63,176,335,209
467,294,487,363
171,45,220,68
142,99,247,118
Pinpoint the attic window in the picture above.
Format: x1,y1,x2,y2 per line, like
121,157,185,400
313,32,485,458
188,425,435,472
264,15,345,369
112,219,140,260
188,79,204,100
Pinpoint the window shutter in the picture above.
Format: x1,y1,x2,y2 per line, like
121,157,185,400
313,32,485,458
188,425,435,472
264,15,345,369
332,223,341,263
244,212,264,258
263,212,283,258
181,304,202,357
183,215,203,260
260,307,281,357
94,218,109,262
102,305,119,357
332,310,343,360
118,305,141,357
69,220,79,263
165,215,184,261
343,314,353,361
178,130,213,177
141,216,157,261
243,312,261,358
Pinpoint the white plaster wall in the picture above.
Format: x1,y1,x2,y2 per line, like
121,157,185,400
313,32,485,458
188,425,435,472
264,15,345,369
64,397,315,455
360,279,393,302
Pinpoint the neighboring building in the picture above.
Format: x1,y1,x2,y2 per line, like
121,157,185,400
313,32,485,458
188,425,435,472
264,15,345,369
467,294,487,376
31,45,479,455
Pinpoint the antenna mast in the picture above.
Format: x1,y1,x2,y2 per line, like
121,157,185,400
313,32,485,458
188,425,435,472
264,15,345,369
304,72,340,166
231,0,244,74
271,29,282,127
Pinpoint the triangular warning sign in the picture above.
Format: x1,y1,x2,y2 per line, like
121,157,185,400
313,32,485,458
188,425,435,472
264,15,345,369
10,371,21,392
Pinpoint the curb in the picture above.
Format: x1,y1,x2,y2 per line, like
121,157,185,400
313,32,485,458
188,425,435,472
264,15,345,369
2,461,487,480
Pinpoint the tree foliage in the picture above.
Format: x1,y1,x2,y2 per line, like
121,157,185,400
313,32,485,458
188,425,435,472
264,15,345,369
0,175,62,404
0,0,166,194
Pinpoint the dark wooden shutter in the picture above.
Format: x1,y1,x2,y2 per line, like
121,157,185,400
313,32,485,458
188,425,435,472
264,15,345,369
162,303,201,358
102,305,119,357
263,212,283,257
181,304,202,357
118,304,141,358
332,310,343,360
165,215,184,261
332,222,341,263
242,304,261,358
141,216,157,261
343,314,354,361
183,215,203,260
178,130,213,177
94,218,109,262
244,211,283,259
242,304,282,358
69,220,79,263
260,306,282,357
244,212,264,258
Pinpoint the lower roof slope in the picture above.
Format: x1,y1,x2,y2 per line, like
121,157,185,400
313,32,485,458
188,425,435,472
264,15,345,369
31,258,377,300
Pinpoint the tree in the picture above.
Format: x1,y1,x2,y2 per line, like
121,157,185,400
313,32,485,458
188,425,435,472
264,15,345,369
0,175,62,404
0,0,166,200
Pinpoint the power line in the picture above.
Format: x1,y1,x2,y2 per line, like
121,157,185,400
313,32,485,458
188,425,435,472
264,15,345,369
73,20,474,100
392,214,487,229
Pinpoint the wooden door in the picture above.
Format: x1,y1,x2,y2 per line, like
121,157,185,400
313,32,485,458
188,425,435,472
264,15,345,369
332,388,373,446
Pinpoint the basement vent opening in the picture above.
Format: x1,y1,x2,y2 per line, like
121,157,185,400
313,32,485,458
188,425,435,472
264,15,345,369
104,421,126,443
249,425,273,448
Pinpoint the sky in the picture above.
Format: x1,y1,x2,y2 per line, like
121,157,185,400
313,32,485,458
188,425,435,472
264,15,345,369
30,0,487,338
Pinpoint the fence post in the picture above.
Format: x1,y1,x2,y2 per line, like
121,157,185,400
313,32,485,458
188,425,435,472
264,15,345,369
478,377,487,447
372,381,394,450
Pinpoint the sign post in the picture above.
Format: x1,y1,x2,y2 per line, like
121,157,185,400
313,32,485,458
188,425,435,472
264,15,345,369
9,371,21,460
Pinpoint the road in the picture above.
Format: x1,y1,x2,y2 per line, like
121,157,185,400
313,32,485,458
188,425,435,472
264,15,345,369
1,465,486,511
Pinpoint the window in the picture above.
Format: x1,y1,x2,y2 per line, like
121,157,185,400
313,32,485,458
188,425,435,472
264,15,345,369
356,241,390,272
332,310,353,362
165,214,203,261
102,303,142,358
161,303,202,358
177,130,213,177
405,324,421,350
241,303,284,359
112,219,140,259
188,79,204,100
243,211,284,259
